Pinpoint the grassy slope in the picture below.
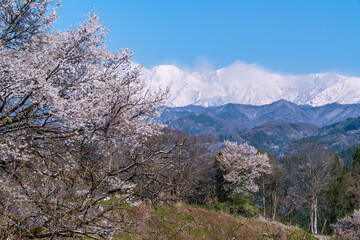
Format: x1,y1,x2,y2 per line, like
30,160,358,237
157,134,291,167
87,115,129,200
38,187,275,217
112,202,315,240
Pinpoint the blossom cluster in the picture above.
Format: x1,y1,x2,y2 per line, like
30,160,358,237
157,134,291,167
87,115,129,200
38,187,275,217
217,141,271,192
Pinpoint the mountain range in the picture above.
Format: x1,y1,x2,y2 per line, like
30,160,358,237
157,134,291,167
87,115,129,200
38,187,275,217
143,62,360,107
159,100,360,157
160,100,360,132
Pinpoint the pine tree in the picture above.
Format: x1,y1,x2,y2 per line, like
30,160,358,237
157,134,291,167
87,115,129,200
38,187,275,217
352,144,360,167
326,154,347,229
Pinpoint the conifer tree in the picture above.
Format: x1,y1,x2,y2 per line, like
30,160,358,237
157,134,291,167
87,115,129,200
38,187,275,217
352,144,360,167
326,154,349,231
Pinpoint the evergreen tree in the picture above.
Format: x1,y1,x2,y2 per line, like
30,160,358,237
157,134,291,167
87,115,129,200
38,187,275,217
326,154,349,231
347,145,360,211
352,144,360,167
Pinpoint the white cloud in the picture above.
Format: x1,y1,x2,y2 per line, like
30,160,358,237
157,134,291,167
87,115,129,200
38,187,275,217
193,56,215,72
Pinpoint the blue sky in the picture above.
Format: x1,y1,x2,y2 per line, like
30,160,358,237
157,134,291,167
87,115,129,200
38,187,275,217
56,0,360,75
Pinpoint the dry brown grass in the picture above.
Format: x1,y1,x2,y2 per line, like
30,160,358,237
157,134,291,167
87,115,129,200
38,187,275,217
110,202,314,240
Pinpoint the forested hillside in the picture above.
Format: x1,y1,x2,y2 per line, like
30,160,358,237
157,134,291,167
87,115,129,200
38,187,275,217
160,100,360,132
161,102,360,156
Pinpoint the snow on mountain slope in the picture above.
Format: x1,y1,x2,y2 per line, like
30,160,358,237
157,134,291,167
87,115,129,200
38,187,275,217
142,61,360,107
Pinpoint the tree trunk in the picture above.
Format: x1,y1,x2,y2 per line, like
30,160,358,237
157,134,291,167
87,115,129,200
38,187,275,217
262,180,266,218
321,218,327,235
314,197,318,234
262,195,266,217
310,201,314,233
272,193,277,221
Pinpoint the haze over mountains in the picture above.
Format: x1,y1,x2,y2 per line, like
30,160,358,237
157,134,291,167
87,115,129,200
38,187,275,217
143,62,360,107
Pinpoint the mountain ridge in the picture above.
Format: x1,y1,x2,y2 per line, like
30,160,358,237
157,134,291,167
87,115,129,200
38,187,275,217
159,100,360,155
160,99,360,131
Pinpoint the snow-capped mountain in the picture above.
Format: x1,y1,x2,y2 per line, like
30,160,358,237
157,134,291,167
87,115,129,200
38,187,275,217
142,62,360,107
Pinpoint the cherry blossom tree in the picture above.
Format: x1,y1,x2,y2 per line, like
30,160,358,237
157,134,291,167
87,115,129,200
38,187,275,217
0,0,170,239
216,141,271,193
332,209,360,239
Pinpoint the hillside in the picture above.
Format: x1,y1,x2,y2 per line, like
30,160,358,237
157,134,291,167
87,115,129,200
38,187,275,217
238,121,320,155
160,101,360,155
310,116,360,153
111,203,315,240
233,116,360,155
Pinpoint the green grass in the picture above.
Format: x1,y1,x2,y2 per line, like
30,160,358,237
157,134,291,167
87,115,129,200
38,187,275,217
120,203,134,210
112,232,133,240
98,199,112,205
